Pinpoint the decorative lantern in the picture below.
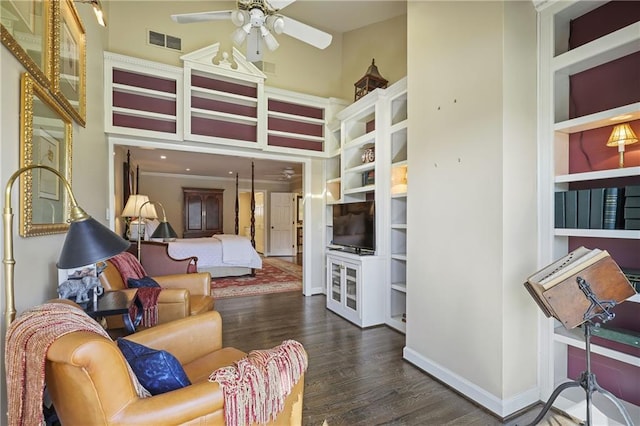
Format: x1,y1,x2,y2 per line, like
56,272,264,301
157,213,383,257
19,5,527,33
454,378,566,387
354,59,388,101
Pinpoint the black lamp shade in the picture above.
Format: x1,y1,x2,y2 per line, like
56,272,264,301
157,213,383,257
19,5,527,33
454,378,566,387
57,217,130,269
151,221,178,240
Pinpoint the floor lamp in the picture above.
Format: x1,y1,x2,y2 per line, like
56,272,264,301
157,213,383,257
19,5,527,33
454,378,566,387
3,165,130,326
136,200,177,261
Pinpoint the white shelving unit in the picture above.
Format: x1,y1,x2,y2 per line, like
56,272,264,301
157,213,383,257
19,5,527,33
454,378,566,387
387,79,408,333
104,52,183,141
538,1,640,422
324,78,408,332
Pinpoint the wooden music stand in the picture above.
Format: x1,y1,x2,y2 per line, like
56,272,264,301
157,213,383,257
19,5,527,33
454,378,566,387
524,254,636,426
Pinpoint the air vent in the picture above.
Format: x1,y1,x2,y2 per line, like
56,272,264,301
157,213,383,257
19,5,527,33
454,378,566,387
147,30,182,52
254,60,276,74
166,35,182,51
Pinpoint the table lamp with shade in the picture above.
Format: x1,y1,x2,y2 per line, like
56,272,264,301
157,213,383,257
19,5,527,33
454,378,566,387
121,194,157,241
606,123,638,168
3,165,130,326
136,200,177,261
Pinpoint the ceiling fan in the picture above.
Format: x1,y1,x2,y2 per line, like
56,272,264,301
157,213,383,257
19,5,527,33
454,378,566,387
171,0,333,62
264,167,299,180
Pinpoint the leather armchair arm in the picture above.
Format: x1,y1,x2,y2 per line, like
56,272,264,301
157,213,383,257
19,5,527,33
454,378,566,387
156,288,189,304
111,381,224,425
126,310,223,363
152,272,211,296
102,288,191,329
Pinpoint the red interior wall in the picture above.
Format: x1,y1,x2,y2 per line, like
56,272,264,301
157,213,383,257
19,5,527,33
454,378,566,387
566,2,640,405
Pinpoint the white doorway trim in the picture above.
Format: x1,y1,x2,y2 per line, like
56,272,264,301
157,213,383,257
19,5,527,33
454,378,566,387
107,137,313,296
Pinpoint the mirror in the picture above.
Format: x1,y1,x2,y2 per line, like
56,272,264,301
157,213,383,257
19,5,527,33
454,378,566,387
19,72,73,237
1,0,52,87
52,0,86,126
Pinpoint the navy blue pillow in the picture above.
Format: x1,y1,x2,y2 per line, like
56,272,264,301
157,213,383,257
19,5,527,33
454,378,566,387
127,276,160,288
117,338,191,395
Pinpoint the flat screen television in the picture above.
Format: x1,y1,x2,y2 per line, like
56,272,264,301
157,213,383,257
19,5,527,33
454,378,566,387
331,201,375,252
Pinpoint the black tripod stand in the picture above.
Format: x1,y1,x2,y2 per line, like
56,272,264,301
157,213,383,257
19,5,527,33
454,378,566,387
528,277,635,426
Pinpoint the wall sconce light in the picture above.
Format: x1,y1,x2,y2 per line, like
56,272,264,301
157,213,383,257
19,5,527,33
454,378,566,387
606,123,638,168
136,201,177,261
75,0,107,27
3,165,130,325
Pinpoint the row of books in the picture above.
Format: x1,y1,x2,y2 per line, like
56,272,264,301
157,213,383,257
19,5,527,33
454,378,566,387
626,185,640,230
555,185,640,230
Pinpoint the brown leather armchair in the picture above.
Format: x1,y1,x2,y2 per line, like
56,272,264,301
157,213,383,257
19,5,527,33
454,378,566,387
99,259,214,329
45,307,305,425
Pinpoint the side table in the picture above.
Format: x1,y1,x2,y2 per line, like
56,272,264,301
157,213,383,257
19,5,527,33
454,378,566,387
84,289,142,334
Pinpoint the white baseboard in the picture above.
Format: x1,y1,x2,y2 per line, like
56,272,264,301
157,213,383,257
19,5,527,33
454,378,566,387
403,346,541,418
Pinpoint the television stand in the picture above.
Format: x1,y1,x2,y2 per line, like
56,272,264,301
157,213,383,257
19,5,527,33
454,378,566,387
326,250,384,328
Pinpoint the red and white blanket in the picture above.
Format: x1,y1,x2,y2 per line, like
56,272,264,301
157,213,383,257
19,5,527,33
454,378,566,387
5,302,149,426
109,251,161,327
209,339,307,426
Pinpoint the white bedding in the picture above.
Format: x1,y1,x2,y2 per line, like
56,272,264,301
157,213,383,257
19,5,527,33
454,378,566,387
167,235,262,270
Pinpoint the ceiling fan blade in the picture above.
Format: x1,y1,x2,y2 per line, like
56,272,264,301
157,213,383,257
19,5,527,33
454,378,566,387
268,0,297,11
171,10,233,24
281,16,332,49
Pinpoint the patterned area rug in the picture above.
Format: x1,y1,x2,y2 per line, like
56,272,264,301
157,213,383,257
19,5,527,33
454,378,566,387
211,257,302,299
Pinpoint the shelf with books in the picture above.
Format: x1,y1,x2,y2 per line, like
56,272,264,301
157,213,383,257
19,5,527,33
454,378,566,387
539,2,640,420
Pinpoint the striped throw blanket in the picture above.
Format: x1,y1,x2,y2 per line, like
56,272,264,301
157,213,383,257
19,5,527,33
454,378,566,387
5,302,149,426
109,251,161,327
209,340,307,426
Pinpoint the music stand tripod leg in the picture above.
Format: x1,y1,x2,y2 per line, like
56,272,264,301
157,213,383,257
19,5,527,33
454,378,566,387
592,382,635,426
526,380,582,426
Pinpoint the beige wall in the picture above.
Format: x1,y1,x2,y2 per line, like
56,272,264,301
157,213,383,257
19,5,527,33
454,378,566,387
341,14,407,99
405,0,538,414
0,4,110,418
106,1,346,98
137,172,291,239
105,2,405,100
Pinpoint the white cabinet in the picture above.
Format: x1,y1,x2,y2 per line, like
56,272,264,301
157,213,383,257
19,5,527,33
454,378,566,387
537,1,640,422
325,78,408,333
326,251,385,328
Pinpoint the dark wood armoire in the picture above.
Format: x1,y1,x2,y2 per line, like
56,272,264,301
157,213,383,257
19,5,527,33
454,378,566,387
182,187,223,238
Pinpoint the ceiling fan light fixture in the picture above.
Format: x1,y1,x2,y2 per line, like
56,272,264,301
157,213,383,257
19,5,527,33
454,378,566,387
231,9,249,26
265,15,285,34
260,26,279,51
232,23,252,46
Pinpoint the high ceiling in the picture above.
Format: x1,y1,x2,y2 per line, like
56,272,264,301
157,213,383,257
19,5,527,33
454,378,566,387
266,0,407,34
120,1,407,182
126,146,304,182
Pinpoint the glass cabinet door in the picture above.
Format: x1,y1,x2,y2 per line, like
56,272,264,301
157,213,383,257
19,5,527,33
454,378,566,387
345,264,357,311
330,261,342,303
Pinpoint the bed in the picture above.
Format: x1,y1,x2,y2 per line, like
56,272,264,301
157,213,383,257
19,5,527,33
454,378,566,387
164,234,262,277
126,152,261,278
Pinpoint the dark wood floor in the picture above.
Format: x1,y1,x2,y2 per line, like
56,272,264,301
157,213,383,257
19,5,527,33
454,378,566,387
215,291,577,426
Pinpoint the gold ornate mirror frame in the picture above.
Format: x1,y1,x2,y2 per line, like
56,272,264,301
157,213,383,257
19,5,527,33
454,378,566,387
20,72,73,237
51,0,86,126
0,0,53,89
